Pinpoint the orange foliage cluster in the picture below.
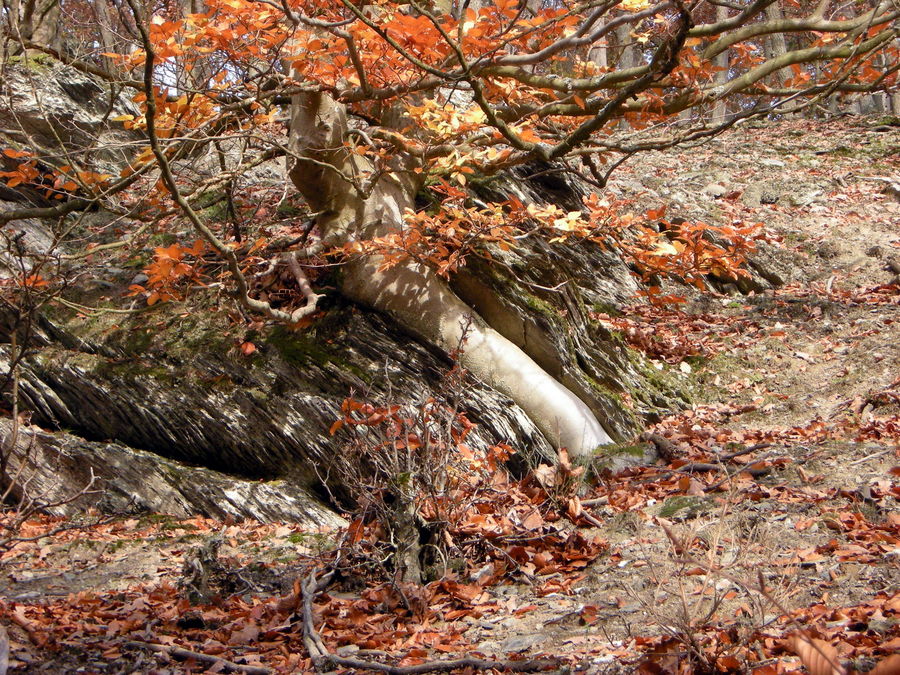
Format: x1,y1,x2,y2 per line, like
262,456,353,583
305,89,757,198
0,149,110,200
2,0,895,307
128,240,206,305
337,179,765,295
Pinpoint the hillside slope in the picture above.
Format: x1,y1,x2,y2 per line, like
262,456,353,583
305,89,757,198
1,115,898,674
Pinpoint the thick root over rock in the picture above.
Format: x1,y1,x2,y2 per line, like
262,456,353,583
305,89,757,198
342,257,612,458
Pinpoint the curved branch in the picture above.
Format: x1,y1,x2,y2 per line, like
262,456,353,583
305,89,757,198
479,63,651,95
333,0,461,80
411,1,538,154
547,1,693,159
689,0,777,37
495,2,674,67
125,0,320,324
703,4,900,58
719,28,897,99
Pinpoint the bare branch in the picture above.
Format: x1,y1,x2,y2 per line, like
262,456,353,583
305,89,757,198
124,0,322,325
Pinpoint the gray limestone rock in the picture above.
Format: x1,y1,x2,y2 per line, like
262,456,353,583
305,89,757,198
702,183,729,198
743,182,782,206
0,60,139,172
785,186,824,208
0,419,345,526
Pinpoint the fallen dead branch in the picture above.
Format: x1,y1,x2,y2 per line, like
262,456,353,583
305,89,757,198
125,640,272,675
846,448,895,466
300,571,563,674
678,460,769,477
635,452,779,489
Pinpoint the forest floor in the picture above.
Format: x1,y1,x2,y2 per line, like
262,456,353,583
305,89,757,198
1,115,898,674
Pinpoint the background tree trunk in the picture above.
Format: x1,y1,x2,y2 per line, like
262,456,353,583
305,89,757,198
712,4,730,122
3,0,61,53
765,1,789,113
588,37,608,69
615,22,637,130
92,0,121,75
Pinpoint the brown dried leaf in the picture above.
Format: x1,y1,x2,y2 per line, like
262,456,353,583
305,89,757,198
558,447,572,473
533,551,553,569
521,509,544,530
567,497,582,519
686,477,705,496
787,634,846,675
228,622,259,645
532,464,557,490
869,655,900,675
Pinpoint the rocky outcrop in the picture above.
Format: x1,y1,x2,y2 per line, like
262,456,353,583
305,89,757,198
1,206,692,508
0,58,717,524
0,58,138,180
0,420,345,527
3,302,560,483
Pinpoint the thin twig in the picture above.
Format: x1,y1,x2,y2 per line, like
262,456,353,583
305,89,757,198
846,448,895,467
125,641,271,675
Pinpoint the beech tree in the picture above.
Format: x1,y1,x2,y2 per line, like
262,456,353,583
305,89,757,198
1,0,897,457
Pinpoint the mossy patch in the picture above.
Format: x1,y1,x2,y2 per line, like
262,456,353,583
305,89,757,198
95,358,173,382
200,200,229,224
276,202,304,217
265,321,367,381
597,443,649,457
266,325,340,367
585,376,641,430
124,327,154,354
591,302,623,317
867,115,900,127
47,292,240,380
285,531,336,554
5,52,54,70
523,292,557,317
822,136,898,160
656,495,711,520
626,347,694,408
138,513,180,528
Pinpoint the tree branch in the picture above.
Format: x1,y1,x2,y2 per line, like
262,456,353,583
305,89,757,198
125,642,272,675
125,0,321,325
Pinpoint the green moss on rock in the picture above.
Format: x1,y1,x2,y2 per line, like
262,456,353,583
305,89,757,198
266,325,340,367
657,495,711,519
523,292,557,318
265,321,368,381
5,53,54,69
599,443,649,457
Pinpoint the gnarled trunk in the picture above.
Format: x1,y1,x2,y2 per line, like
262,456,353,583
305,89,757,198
288,91,612,457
